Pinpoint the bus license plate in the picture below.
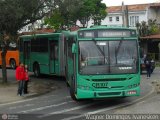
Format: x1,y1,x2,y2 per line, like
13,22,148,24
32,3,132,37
92,83,108,88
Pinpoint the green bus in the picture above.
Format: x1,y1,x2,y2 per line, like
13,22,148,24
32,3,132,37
19,33,66,77
65,26,140,100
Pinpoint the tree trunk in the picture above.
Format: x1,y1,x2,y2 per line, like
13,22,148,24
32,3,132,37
1,43,7,83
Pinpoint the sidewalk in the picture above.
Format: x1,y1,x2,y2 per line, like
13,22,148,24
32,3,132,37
150,67,160,94
0,78,56,104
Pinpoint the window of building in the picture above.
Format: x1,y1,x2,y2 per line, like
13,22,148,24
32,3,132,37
116,16,119,21
109,17,112,22
135,16,139,23
129,16,139,27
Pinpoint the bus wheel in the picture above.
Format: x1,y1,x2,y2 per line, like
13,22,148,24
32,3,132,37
70,87,77,101
70,78,77,101
65,68,69,87
34,64,40,77
10,59,16,69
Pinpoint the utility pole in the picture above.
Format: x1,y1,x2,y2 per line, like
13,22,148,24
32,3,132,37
158,43,160,60
122,2,129,27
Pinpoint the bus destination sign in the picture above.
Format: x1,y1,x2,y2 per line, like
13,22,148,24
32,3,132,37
78,30,136,38
98,30,131,37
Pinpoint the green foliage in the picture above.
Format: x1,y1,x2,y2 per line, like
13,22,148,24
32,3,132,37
77,0,107,26
0,0,52,35
44,10,64,30
44,0,107,29
0,0,52,83
148,19,160,34
136,19,160,37
91,0,107,25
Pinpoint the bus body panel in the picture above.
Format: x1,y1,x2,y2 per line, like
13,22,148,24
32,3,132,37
77,86,140,99
30,52,50,74
65,26,141,100
19,33,65,76
76,74,140,99
0,50,19,68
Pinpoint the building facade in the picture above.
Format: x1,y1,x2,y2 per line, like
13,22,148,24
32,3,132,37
97,3,160,28
19,3,160,32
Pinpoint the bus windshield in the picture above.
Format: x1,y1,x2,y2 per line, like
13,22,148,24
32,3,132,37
79,40,138,75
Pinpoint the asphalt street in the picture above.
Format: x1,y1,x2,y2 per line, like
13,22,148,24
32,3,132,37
0,68,159,120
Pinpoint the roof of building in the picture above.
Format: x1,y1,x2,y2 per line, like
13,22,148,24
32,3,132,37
107,3,160,13
20,28,55,35
150,3,160,8
140,34,160,39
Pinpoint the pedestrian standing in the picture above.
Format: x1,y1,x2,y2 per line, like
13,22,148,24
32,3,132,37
145,57,151,79
24,65,29,94
15,62,25,96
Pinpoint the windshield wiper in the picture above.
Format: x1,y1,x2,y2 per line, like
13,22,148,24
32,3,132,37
115,41,123,64
92,40,106,64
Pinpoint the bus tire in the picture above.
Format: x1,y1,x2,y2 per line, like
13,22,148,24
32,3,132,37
10,59,16,69
34,63,40,77
65,67,69,87
70,77,77,101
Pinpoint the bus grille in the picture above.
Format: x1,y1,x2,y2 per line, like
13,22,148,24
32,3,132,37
98,92,121,96
92,78,127,82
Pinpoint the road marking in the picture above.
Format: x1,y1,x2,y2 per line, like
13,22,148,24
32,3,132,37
38,102,96,118
0,97,38,107
18,101,74,113
0,94,69,107
9,104,34,110
61,85,155,120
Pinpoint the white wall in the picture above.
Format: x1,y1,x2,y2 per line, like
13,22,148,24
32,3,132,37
101,13,123,26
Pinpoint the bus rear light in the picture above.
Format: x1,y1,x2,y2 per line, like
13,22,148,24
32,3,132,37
127,90,137,95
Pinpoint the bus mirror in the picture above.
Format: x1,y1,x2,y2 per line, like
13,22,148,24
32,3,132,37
72,43,76,53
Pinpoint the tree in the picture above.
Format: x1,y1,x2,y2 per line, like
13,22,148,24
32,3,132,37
44,9,65,30
44,0,84,29
136,19,160,37
0,0,53,83
44,0,107,29
148,19,160,35
90,0,107,25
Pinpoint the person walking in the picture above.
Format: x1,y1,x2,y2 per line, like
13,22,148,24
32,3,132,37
15,62,25,96
145,57,151,79
24,65,29,94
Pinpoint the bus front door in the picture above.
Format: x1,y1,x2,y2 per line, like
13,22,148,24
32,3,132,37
49,41,59,74
24,41,31,69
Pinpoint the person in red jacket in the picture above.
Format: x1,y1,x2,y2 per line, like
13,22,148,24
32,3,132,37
16,62,25,96
24,65,29,94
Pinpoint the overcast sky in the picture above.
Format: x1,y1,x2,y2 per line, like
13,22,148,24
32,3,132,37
102,0,158,6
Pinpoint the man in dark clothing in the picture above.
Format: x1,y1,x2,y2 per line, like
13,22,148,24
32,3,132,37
145,57,151,78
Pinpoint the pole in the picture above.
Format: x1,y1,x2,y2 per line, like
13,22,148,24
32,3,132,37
158,43,160,60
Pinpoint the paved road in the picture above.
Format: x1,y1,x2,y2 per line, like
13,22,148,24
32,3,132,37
0,68,159,120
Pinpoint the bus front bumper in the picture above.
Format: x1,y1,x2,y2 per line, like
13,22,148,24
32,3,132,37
76,87,140,99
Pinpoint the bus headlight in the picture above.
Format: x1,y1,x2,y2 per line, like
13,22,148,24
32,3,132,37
127,83,140,88
78,85,90,90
